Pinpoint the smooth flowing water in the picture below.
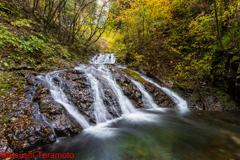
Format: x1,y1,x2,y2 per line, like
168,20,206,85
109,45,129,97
38,71,90,129
31,54,240,160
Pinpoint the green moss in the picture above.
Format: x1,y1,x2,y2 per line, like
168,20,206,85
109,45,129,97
118,80,131,89
40,102,48,113
220,95,231,106
231,56,240,62
38,63,49,71
191,94,198,101
202,91,208,97
212,88,223,96
226,100,237,109
178,82,189,90
1,113,9,124
123,68,146,83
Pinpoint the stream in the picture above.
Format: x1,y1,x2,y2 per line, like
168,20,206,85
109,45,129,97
27,54,240,160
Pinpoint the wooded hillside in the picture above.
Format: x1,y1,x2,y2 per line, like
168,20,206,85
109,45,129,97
107,0,240,104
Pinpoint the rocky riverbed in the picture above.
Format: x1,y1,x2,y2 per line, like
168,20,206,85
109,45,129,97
0,55,239,156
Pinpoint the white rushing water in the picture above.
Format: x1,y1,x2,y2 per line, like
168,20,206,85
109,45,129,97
86,73,113,123
101,72,136,114
38,72,90,129
90,53,116,64
75,64,136,115
131,79,158,109
139,74,188,112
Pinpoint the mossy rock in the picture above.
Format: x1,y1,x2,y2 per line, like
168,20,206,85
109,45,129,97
220,95,231,106
190,93,198,102
212,87,224,96
39,102,48,113
226,100,237,109
123,68,146,83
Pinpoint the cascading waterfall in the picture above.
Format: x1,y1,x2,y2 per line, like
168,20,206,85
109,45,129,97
75,64,136,115
130,79,158,109
86,73,113,123
37,72,90,129
90,53,116,64
36,53,188,135
139,74,188,112
100,72,136,114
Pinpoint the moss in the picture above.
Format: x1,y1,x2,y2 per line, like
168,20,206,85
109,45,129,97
40,102,48,113
220,95,231,106
118,80,131,89
178,82,189,90
38,63,49,71
231,56,240,63
1,113,10,124
226,100,237,109
212,87,224,96
12,109,20,112
123,68,146,83
201,91,208,97
191,93,198,101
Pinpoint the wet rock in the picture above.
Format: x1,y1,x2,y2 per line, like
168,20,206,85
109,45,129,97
34,87,83,137
1,98,56,153
101,86,122,118
111,66,174,108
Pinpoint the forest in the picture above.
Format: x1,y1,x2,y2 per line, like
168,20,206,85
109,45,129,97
107,0,240,104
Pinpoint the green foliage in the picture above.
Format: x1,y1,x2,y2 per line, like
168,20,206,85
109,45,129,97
108,0,240,90
1,113,10,124
55,45,70,60
26,57,36,67
0,23,48,54
11,19,34,28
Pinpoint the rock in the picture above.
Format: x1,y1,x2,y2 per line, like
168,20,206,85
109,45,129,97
111,66,174,108
33,87,83,137
227,56,240,95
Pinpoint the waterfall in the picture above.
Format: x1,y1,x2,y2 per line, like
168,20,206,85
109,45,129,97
130,79,158,109
139,74,188,112
90,53,116,64
100,71,136,114
35,53,188,135
37,72,90,129
86,73,113,123
75,63,136,115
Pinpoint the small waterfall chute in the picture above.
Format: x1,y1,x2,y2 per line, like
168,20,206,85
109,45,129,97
37,72,90,129
75,64,136,115
130,79,159,109
139,74,188,112
86,73,113,123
